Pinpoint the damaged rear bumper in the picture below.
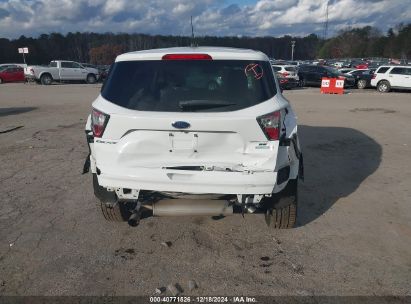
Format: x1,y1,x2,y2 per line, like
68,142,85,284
96,167,278,195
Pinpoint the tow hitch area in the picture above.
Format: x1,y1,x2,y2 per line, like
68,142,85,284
125,193,268,222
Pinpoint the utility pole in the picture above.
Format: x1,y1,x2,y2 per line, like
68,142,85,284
291,41,296,61
190,16,196,47
323,0,329,40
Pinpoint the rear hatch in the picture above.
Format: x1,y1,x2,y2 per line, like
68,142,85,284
284,66,298,79
93,58,281,173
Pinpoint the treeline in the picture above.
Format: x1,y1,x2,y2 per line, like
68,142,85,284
0,23,409,65
0,32,320,65
319,24,411,59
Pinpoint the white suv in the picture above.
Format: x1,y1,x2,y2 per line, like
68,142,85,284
371,65,411,92
84,47,303,229
271,65,300,87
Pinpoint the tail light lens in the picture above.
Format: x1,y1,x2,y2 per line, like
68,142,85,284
282,72,289,77
257,111,282,140
91,108,110,138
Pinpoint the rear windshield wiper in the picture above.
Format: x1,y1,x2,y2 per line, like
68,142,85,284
179,100,236,111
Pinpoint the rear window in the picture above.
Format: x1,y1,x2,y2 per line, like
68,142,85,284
101,60,276,112
285,67,296,72
376,67,389,74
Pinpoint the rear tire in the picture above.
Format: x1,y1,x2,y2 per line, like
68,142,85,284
40,74,52,85
357,79,367,89
264,179,297,229
377,80,390,93
93,174,130,222
97,200,129,222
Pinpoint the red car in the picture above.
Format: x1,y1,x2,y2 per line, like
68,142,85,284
0,66,25,84
355,63,369,69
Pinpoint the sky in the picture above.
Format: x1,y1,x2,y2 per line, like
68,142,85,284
0,0,410,39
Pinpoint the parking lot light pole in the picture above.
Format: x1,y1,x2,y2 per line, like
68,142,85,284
18,47,29,65
291,41,296,61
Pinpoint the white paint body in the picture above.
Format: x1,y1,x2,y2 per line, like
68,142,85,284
271,65,299,81
371,65,411,89
86,47,301,197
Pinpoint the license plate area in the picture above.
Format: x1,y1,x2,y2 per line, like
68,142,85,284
169,132,198,152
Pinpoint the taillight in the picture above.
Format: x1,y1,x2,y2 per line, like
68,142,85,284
372,74,376,79
91,108,110,138
257,111,282,140
162,54,212,60
282,72,289,77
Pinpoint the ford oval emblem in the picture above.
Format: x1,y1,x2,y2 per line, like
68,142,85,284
172,121,191,129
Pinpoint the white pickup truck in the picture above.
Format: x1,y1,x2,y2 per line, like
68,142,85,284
25,60,100,85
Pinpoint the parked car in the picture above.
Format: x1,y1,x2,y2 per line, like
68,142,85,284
270,61,291,66
83,47,303,229
298,65,355,87
25,60,100,85
348,60,365,68
0,63,27,70
81,63,109,82
345,69,374,89
338,68,356,74
97,64,111,82
0,64,20,72
333,62,345,68
371,66,411,92
277,75,297,90
355,63,369,69
0,66,25,84
272,65,299,88
288,61,303,66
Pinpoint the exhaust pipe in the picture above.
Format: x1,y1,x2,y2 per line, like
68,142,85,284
128,200,142,227
128,211,140,226
152,199,233,217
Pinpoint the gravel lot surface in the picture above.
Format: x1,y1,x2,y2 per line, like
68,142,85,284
0,84,410,296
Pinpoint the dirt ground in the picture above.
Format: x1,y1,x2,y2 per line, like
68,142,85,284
0,83,410,297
